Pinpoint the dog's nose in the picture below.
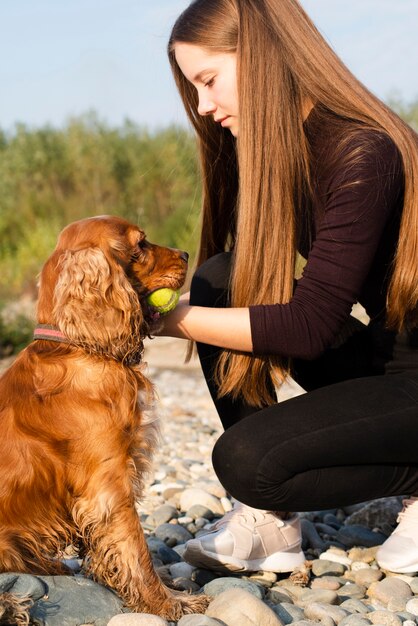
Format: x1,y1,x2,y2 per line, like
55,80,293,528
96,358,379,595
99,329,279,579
180,251,189,263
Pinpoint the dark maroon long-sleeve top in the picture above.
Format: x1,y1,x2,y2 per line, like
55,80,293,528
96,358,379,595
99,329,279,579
249,107,404,360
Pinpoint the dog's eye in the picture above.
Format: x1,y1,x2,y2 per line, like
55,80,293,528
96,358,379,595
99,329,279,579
131,240,147,261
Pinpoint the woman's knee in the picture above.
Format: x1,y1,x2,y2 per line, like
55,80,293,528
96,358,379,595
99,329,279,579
190,252,232,307
211,423,292,509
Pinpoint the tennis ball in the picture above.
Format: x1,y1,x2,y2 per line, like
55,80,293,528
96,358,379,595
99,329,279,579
146,288,180,315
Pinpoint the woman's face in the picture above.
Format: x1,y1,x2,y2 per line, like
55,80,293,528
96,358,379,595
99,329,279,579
174,43,239,137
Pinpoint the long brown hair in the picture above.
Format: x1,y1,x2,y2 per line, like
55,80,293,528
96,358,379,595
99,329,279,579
168,0,418,407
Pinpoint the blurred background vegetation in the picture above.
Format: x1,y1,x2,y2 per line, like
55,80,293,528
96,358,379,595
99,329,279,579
0,97,417,354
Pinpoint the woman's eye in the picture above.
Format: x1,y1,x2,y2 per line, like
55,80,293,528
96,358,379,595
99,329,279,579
204,77,215,88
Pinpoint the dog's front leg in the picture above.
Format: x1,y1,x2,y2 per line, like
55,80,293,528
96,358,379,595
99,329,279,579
71,461,208,620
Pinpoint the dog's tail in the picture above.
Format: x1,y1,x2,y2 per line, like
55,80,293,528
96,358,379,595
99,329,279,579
0,592,32,625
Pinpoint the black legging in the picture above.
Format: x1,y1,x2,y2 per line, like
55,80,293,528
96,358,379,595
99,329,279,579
190,253,418,511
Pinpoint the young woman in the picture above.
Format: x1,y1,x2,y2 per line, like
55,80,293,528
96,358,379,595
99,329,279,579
162,0,418,574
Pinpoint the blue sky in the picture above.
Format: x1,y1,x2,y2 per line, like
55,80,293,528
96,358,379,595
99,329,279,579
1,0,417,131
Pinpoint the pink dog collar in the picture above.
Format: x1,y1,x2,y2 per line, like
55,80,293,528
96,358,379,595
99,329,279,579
33,324,68,343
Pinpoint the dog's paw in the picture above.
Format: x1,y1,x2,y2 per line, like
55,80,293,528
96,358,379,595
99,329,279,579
157,592,211,620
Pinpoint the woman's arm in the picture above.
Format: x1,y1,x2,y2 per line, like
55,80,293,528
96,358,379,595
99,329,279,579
159,301,253,352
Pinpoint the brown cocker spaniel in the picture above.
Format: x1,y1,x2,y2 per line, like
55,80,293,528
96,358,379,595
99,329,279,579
0,216,208,620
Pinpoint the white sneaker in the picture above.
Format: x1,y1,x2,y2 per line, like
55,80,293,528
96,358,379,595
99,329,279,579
376,497,418,573
182,502,305,573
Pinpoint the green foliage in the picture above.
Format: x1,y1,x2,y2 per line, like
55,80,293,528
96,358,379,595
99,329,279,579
0,113,201,299
388,94,418,131
0,305,34,356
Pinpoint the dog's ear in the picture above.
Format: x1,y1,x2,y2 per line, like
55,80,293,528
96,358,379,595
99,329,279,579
53,247,144,361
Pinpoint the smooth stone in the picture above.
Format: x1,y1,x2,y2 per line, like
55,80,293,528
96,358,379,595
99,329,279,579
153,543,182,565
30,575,124,626
145,504,178,527
206,588,283,626
291,621,323,626
161,485,185,500
402,621,417,626
336,526,386,549
0,573,47,601
351,562,372,572
203,577,264,600
409,578,418,594
344,498,402,529
368,610,403,626
320,550,352,566
368,578,413,606
296,589,339,607
340,599,371,614
312,558,347,576
171,577,200,593
348,548,378,564
405,598,418,616
154,523,193,546
195,482,227,499
275,580,310,600
301,519,327,551
311,576,342,591
354,569,383,586
180,489,224,516
191,569,218,587
387,596,408,612
248,571,278,587
169,562,195,579
339,617,372,626
315,523,339,537
337,583,367,600
270,602,305,624
186,504,215,521
396,612,416,622
221,497,233,512
304,602,349,624
267,588,295,604
107,616,168,626
178,616,225,626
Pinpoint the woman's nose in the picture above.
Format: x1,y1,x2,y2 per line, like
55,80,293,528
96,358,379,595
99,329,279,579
197,94,216,116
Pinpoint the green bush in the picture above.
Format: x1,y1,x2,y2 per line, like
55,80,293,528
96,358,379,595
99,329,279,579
0,306,34,356
0,114,201,299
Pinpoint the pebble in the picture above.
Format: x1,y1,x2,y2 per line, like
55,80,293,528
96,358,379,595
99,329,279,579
405,598,418,616
296,589,340,607
368,578,413,606
154,522,194,546
311,576,342,590
203,576,265,599
312,558,347,576
270,602,305,623
354,568,383,586
304,602,350,624
107,616,168,626
336,526,387,549
368,610,403,626
206,588,283,626
320,550,353,567
339,617,372,626
180,488,225,516
177,616,224,626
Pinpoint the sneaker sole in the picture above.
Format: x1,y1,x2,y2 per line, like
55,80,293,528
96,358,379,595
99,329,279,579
183,542,306,573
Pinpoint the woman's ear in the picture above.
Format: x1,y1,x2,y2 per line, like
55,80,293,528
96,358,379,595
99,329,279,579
53,247,144,361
